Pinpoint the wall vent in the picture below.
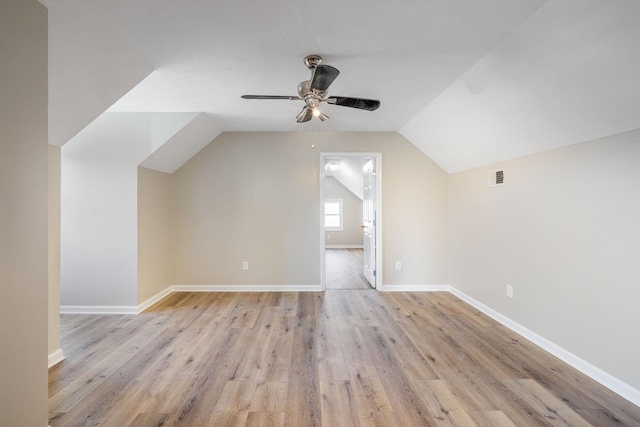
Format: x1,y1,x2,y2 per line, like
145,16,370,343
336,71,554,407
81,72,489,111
487,169,505,187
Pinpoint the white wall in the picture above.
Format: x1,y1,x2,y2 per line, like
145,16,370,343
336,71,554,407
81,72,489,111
324,176,363,247
0,1,48,424
172,132,449,287
61,113,161,307
449,130,640,391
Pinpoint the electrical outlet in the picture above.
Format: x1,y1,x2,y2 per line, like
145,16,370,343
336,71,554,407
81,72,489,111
242,261,249,271
395,261,402,271
506,284,513,298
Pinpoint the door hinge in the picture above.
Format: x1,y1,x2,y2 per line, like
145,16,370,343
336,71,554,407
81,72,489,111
373,270,377,277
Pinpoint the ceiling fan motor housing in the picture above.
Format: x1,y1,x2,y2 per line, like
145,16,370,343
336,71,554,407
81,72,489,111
297,80,311,97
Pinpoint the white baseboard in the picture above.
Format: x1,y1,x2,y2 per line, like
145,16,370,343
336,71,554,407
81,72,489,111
60,285,323,315
60,305,138,314
325,245,364,249
48,349,65,368
382,284,451,292
137,286,174,313
448,286,640,407
171,284,323,292
133,284,322,313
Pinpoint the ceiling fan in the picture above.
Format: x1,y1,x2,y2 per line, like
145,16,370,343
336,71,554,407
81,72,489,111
241,55,380,123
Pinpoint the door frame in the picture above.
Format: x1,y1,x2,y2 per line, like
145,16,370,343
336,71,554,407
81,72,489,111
319,152,383,291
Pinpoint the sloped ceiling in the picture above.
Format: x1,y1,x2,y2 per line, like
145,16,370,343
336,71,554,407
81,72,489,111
46,6,153,147
41,0,640,173
325,157,367,201
401,0,640,172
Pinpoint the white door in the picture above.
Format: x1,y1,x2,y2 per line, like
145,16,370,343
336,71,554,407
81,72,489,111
362,159,376,287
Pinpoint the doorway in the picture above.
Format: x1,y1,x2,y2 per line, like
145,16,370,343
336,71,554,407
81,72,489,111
320,153,382,291
325,249,370,290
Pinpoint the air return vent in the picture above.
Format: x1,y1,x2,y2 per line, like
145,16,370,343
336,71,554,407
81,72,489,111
487,169,505,187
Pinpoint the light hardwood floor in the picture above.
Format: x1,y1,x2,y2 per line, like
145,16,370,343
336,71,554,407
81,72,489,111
325,249,372,290
49,291,640,426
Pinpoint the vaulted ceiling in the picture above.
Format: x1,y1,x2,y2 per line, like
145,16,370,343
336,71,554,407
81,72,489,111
41,0,640,173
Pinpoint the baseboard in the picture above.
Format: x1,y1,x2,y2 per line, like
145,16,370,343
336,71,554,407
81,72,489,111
325,245,364,249
48,349,65,369
137,286,174,313
60,285,323,315
448,286,640,407
60,305,138,314
171,284,323,292
382,284,451,292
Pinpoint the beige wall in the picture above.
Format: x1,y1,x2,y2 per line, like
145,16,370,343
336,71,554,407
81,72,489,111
0,1,49,425
138,167,175,303
49,145,61,356
449,130,640,390
172,132,449,287
324,176,363,247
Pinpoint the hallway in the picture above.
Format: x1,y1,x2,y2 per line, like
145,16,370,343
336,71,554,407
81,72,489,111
325,249,372,290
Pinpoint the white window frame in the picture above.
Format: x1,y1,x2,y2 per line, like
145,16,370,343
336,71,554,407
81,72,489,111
324,198,343,231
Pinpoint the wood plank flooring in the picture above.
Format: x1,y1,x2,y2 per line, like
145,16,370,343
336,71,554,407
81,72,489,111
325,249,371,290
49,291,640,426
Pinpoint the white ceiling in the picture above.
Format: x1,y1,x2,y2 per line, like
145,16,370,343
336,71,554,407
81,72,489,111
402,0,640,172
41,0,640,173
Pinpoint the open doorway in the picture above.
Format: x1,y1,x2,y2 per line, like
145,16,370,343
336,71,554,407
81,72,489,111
320,153,382,291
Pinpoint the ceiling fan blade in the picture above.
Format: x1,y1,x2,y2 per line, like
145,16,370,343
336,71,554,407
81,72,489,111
311,65,340,91
326,96,380,111
241,95,301,100
296,107,313,123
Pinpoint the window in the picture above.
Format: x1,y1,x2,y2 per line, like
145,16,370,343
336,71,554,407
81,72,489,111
324,199,343,231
